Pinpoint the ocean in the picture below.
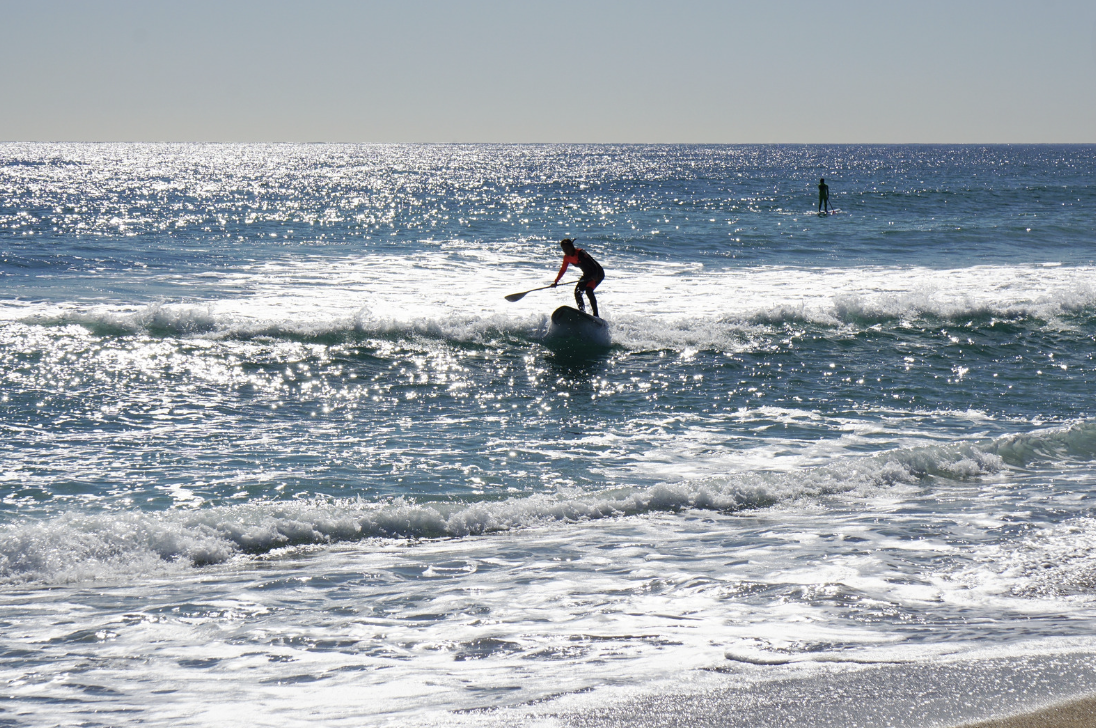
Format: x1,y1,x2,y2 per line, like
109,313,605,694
1,143,1095,726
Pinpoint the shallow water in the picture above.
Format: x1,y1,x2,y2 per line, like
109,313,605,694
1,143,1095,725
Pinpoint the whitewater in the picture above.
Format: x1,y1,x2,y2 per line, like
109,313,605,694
1,143,1095,726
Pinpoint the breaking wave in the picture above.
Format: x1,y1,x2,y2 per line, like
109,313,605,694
12,421,1091,586
21,304,552,346
15,280,1096,353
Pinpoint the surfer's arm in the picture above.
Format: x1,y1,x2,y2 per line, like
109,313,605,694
553,255,575,285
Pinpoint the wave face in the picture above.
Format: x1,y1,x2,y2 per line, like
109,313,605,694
3,143,1096,725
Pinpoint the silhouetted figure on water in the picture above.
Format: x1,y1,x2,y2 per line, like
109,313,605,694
551,239,604,318
818,178,831,214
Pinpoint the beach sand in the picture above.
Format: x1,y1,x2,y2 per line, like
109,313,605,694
955,694,1096,728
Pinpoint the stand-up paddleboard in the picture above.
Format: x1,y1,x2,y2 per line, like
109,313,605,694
546,306,611,347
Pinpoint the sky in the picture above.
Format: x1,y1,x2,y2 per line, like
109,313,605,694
1,0,1094,143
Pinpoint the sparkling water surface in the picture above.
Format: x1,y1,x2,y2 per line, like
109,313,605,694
1,143,1096,726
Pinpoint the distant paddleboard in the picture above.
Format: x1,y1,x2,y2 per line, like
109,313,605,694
546,306,611,348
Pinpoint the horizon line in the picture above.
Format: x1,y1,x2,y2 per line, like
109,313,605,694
2,140,1095,146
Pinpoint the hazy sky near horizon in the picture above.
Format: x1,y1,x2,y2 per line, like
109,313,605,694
2,0,1094,143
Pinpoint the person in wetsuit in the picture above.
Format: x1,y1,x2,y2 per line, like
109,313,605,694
551,238,604,318
818,178,831,214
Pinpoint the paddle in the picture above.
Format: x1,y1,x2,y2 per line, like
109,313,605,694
504,285,555,303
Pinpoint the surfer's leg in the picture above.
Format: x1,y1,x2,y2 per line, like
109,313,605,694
585,277,602,318
573,281,586,312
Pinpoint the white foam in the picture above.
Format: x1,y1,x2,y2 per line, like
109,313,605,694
11,421,1090,587
16,260,1096,351
951,516,1096,602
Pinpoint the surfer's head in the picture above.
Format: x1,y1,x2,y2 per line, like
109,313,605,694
560,239,575,253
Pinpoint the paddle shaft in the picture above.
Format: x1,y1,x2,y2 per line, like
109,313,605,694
504,284,556,302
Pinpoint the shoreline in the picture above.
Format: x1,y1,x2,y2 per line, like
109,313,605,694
955,694,1096,728
473,651,1096,728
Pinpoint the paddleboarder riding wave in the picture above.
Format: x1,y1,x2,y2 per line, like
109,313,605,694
552,239,604,318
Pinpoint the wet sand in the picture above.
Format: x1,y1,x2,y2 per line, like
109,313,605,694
472,652,1096,728
956,694,1096,728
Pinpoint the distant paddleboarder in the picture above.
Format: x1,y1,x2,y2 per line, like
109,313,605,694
552,239,604,318
818,178,831,214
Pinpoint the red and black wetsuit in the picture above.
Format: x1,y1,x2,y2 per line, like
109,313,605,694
555,247,605,317
554,248,604,290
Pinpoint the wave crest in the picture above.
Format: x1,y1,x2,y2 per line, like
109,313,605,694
19,283,1096,352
